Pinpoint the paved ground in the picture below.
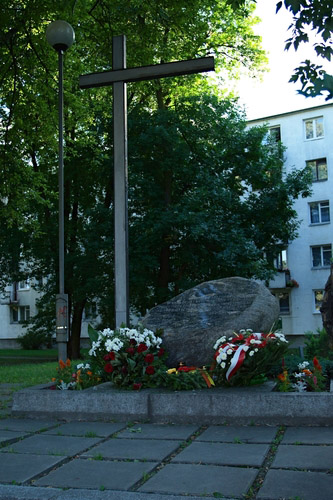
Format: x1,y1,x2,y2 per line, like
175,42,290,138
1,384,333,500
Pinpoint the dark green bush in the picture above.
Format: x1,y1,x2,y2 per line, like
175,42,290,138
17,330,52,350
304,328,333,360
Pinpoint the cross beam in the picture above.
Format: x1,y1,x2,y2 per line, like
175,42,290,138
79,35,215,328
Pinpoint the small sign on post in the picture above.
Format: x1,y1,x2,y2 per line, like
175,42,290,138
56,293,68,361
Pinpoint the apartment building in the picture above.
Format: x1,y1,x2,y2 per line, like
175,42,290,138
248,102,333,339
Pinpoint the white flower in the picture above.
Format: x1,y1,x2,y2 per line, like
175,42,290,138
294,372,305,379
57,381,76,390
250,339,256,344
249,351,254,357
274,332,288,343
292,381,307,392
227,349,233,355
213,336,226,349
221,362,226,369
298,361,309,370
254,348,259,352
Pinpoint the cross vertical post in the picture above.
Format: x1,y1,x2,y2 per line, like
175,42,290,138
113,35,129,328
79,38,214,331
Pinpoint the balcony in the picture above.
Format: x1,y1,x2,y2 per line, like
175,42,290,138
0,290,19,305
268,270,291,289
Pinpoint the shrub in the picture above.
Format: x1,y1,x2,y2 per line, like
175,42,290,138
17,330,52,350
304,328,333,360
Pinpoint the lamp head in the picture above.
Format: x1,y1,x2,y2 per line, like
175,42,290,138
46,20,75,52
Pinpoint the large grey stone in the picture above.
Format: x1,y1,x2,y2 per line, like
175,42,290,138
143,277,279,366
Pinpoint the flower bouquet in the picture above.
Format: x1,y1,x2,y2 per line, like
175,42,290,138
87,324,167,390
213,328,289,387
52,359,100,390
277,357,327,392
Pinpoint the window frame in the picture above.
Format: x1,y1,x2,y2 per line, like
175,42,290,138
313,290,324,314
311,244,332,269
309,200,330,225
304,116,324,140
18,279,30,291
307,158,328,182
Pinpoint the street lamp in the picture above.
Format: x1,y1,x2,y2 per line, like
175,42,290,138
46,20,75,362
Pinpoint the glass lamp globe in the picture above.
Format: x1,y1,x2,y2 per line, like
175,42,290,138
46,20,75,52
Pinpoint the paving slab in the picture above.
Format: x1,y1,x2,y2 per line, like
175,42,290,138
0,429,29,446
171,441,269,466
272,444,333,469
0,453,66,483
116,423,200,440
34,458,158,490
0,418,59,432
257,468,333,500
0,485,61,500
0,487,227,500
197,425,278,443
43,421,126,437
0,434,102,456
138,463,257,497
82,437,181,461
282,426,333,444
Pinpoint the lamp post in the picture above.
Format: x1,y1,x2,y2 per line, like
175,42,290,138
46,20,75,362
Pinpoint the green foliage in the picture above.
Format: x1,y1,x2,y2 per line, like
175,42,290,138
128,95,312,313
276,0,333,100
16,330,52,350
304,328,333,360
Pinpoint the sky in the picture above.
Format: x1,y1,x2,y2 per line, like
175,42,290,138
233,0,329,120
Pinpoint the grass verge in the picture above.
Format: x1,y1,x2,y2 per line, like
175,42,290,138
0,361,58,388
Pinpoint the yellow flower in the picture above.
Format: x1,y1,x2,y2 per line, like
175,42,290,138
167,368,177,374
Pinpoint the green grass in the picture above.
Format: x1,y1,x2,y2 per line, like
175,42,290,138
0,349,58,359
0,361,58,387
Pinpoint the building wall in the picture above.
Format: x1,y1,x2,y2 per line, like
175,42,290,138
248,102,333,337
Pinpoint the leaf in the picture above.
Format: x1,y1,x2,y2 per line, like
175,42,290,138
88,324,99,343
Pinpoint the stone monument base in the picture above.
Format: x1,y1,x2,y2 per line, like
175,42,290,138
11,381,333,426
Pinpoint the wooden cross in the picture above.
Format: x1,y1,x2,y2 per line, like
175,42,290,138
79,35,214,328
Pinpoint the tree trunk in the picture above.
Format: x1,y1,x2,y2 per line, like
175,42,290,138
320,263,333,350
68,299,86,359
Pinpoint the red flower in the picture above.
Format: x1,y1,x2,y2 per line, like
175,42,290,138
104,363,114,373
158,348,165,357
313,357,322,371
104,352,115,361
130,338,136,345
133,383,142,390
137,343,148,353
144,353,154,363
126,347,135,356
145,365,155,375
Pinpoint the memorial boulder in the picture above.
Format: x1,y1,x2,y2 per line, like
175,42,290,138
142,277,279,367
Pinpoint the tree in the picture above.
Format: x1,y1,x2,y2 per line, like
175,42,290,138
127,93,312,314
0,0,266,357
227,0,333,100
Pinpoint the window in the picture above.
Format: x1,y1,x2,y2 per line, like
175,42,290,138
275,292,290,314
18,279,30,290
273,249,288,270
311,244,332,268
309,201,330,224
84,302,97,320
11,306,30,323
307,158,328,181
269,126,281,142
314,290,324,313
304,116,324,140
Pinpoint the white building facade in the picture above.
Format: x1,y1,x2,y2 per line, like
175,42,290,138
249,102,333,339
